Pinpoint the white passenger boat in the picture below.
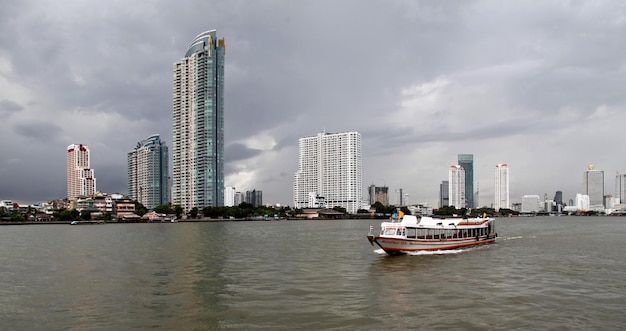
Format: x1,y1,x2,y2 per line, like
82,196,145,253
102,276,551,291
367,213,497,255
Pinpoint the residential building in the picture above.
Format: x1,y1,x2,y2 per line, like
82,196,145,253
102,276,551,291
224,187,235,207
494,163,510,211
521,195,541,213
127,134,169,210
234,192,244,206
293,131,362,214
245,189,263,208
615,173,626,204
458,154,474,208
67,144,96,201
439,180,449,208
448,165,465,209
583,164,604,210
368,185,389,206
172,30,225,212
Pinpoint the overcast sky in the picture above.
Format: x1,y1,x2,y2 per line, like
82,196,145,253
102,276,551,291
1,0,626,207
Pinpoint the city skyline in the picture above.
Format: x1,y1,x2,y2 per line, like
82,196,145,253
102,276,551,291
2,2,626,207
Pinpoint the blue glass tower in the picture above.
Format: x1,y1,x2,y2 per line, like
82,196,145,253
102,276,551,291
127,134,169,210
458,154,474,209
173,30,225,211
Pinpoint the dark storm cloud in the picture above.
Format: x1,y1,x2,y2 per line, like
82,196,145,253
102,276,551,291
0,99,23,113
225,143,263,163
14,121,62,142
1,0,626,206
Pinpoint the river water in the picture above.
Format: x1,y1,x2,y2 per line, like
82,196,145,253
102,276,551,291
0,216,625,330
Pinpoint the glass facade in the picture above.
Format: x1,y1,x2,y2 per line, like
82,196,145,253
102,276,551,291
127,134,169,210
458,154,474,208
172,30,225,212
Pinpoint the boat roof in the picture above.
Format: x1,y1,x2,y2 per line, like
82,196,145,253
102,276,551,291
382,215,491,229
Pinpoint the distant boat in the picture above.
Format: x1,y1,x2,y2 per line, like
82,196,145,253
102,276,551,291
367,214,497,255
70,220,105,225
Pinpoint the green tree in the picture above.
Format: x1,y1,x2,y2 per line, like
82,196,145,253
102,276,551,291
0,206,8,218
10,211,25,222
174,205,183,218
153,204,173,214
80,210,92,220
189,207,199,218
134,202,148,216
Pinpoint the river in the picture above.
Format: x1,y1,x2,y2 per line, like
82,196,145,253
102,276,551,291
0,216,624,330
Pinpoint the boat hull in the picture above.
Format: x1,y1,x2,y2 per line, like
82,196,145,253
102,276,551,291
367,234,496,255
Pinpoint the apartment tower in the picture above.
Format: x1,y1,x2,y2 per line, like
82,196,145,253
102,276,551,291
458,154,474,208
127,134,169,210
583,164,604,210
293,131,362,214
172,30,225,212
494,163,510,211
67,144,96,201
448,165,465,209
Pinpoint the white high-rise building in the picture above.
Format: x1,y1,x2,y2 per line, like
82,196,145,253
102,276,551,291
224,187,235,207
615,173,626,204
583,164,604,210
494,163,510,211
67,144,96,201
448,165,465,209
521,195,541,213
293,131,362,214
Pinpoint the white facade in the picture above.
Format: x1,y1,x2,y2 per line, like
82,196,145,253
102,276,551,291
615,173,626,204
224,187,235,207
494,163,510,211
67,144,96,201
293,131,362,213
521,195,541,213
583,164,604,210
448,165,465,209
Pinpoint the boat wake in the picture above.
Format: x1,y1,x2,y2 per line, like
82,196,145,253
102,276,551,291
374,247,481,256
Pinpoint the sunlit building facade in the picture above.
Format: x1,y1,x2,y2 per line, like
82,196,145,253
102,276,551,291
67,144,96,201
294,131,362,213
583,164,604,210
172,30,225,212
448,165,465,209
458,154,474,208
494,163,510,211
127,134,169,210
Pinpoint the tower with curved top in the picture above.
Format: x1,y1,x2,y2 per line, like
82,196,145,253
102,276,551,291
127,134,169,210
172,30,225,212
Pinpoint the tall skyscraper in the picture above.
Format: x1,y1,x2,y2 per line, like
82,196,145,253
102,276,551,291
615,173,626,204
448,165,465,209
293,131,362,213
583,164,604,210
245,189,263,208
494,163,510,211
439,180,449,208
172,30,225,212
458,154,474,208
67,144,96,201
127,134,169,210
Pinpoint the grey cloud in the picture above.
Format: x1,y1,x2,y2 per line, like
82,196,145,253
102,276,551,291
0,99,23,113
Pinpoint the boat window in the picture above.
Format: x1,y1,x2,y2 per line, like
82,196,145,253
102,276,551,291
407,228,416,238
